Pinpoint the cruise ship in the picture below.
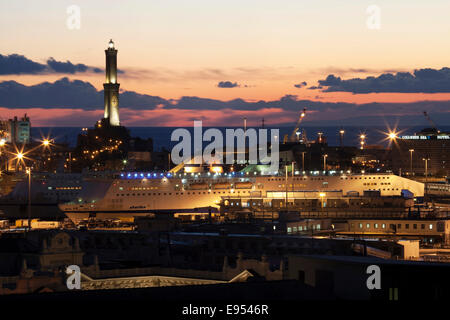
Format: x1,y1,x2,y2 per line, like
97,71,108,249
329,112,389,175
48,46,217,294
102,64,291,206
59,172,424,223
0,171,114,219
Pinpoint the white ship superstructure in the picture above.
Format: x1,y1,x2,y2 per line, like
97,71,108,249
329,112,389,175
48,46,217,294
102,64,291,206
59,172,424,223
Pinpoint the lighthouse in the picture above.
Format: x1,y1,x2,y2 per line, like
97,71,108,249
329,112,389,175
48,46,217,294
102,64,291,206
103,39,120,126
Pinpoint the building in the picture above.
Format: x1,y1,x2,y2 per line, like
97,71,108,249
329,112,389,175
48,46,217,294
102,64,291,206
391,128,450,176
103,39,120,126
338,218,450,244
0,114,31,144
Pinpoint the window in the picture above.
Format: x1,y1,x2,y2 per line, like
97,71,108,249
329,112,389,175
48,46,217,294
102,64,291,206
359,223,363,229
405,224,409,229
382,224,386,229
429,224,433,230
287,227,292,233
421,224,425,229
366,223,370,229
413,224,417,229
374,223,378,228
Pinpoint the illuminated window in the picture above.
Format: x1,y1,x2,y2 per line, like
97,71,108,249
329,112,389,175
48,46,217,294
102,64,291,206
366,223,370,228
429,224,433,230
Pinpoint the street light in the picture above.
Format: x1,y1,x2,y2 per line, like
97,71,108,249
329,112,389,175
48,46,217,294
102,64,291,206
301,152,306,172
388,132,398,140
339,129,345,147
323,154,328,171
360,134,366,150
26,167,31,231
409,149,414,175
422,157,430,182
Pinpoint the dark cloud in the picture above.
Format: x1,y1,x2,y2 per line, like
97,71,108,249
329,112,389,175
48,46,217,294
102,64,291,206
294,81,307,88
46,58,102,74
0,54,47,75
307,85,323,90
2,78,450,126
217,81,239,88
0,53,105,75
317,68,450,93
0,78,164,109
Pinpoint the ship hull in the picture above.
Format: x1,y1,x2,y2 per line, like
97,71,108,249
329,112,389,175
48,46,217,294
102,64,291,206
64,207,217,224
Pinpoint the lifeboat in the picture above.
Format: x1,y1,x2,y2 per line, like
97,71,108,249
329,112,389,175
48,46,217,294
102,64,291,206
234,182,253,189
189,183,208,190
213,183,232,189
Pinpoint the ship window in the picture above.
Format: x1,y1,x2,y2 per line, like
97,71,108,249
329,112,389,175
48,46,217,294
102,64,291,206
397,224,401,229
366,223,370,228
405,224,409,229
421,224,425,229
429,224,433,230
382,224,386,229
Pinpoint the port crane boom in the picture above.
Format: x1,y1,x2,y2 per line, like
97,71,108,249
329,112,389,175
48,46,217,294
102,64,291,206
423,111,440,133
288,108,306,142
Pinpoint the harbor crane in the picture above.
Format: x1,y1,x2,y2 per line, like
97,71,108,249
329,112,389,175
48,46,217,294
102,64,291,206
283,108,307,143
423,111,440,133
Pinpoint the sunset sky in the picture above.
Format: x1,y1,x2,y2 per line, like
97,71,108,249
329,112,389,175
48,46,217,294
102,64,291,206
1,0,450,126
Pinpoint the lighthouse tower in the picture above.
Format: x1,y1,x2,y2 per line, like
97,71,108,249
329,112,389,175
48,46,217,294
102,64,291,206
103,39,120,126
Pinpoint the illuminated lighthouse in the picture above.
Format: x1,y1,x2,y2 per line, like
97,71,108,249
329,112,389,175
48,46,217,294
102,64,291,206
103,39,120,126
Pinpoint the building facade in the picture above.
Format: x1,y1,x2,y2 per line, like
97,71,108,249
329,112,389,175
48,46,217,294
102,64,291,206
391,129,450,176
0,114,31,144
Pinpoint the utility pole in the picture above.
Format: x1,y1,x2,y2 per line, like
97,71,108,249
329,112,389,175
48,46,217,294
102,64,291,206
323,154,328,172
26,167,31,231
285,165,288,208
339,128,345,147
301,152,306,172
409,149,414,175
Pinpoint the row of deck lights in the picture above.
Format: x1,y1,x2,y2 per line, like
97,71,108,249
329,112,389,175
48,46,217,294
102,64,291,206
119,169,361,180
